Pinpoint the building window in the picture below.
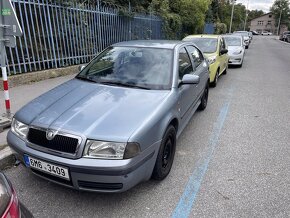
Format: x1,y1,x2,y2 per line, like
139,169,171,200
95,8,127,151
258,21,264,25
269,14,272,18
268,20,271,25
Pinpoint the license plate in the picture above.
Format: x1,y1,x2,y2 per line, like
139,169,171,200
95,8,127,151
24,155,70,180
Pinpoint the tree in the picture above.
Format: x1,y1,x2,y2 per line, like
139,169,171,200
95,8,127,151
270,0,290,28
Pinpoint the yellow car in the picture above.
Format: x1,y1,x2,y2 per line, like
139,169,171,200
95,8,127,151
183,35,229,87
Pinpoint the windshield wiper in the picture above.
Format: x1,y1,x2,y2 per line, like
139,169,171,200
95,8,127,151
76,75,97,83
100,81,151,90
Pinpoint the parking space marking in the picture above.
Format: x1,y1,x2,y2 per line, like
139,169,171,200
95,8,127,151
172,99,231,218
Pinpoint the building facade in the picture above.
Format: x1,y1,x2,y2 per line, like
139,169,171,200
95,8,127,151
250,13,276,34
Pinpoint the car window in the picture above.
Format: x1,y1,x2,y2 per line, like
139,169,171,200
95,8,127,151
78,46,173,90
178,48,193,80
186,46,204,69
224,37,242,46
183,37,218,53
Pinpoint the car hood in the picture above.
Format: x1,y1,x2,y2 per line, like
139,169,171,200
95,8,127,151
227,46,243,55
15,79,170,142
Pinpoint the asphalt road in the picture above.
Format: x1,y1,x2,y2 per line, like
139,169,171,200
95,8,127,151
3,36,290,218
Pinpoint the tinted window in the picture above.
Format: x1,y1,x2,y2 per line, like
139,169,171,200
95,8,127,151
183,38,218,53
78,46,173,90
186,46,204,68
178,48,193,79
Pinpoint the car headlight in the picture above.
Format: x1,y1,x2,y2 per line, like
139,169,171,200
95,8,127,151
83,140,140,159
11,118,29,139
207,56,216,65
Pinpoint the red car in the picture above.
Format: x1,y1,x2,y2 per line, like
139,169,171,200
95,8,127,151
0,172,33,218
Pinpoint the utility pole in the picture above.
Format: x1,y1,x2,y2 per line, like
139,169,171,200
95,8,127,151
243,0,250,31
229,0,236,33
0,0,22,131
277,8,283,35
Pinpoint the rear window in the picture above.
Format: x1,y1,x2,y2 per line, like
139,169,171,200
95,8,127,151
224,37,242,46
183,38,218,53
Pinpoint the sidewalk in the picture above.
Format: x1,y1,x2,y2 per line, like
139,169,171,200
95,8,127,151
0,74,75,169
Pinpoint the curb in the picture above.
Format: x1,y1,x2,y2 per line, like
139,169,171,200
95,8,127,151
0,147,15,170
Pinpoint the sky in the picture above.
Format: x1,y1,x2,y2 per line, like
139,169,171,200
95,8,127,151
236,0,275,12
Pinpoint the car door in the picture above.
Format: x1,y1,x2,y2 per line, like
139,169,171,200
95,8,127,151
186,45,207,98
178,47,198,120
219,37,228,74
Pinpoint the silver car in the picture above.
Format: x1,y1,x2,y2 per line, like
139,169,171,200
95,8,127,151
233,31,250,49
223,35,245,67
8,40,209,193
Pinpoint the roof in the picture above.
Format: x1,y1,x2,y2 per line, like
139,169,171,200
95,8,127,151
183,34,221,40
113,40,183,49
250,12,272,22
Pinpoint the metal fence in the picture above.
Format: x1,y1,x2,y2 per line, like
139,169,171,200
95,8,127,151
5,0,163,75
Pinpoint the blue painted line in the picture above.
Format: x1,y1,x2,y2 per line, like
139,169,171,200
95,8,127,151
172,101,231,218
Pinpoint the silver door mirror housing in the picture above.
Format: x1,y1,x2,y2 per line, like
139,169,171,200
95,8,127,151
181,74,200,85
78,65,86,72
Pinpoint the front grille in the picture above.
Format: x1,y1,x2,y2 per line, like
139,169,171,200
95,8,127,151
27,128,79,154
78,181,123,190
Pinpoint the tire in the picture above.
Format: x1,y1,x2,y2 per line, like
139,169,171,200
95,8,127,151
152,125,176,180
246,45,249,49
211,70,219,87
198,82,209,111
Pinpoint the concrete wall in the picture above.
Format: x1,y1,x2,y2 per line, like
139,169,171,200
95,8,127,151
1,65,79,91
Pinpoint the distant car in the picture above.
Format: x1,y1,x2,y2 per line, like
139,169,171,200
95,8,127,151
183,34,229,87
0,172,33,218
261,31,272,36
223,35,245,67
8,40,210,193
251,31,260,35
280,31,290,42
248,32,253,40
233,31,250,49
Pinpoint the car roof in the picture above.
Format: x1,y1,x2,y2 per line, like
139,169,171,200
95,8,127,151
184,34,220,39
222,34,242,38
112,40,184,49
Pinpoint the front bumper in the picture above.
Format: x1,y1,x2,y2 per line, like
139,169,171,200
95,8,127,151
228,54,243,65
7,131,159,193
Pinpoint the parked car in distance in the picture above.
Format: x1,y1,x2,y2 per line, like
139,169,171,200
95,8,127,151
251,31,260,35
233,31,250,48
280,31,290,42
8,40,210,193
248,31,253,40
0,172,33,218
261,31,272,36
223,35,245,67
183,34,229,87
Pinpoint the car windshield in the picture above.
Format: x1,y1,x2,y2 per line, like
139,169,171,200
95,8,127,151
77,46,173,90
184,38,217,53
234,32,249,37
224,37,242,46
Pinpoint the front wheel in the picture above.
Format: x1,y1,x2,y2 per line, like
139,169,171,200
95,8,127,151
198,82,209,111
152,125,176,180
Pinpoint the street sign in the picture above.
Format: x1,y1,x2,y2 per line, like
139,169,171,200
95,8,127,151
1,0,22,37
0,0,23,122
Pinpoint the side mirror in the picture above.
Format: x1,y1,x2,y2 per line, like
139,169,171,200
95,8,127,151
220,48,228,55
181,74,200,85
78,64,86,72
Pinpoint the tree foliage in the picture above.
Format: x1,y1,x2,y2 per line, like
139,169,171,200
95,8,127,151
270,0,290,27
